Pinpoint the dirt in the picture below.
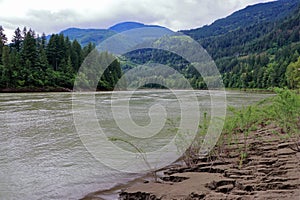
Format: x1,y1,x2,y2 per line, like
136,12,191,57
119,125,300,200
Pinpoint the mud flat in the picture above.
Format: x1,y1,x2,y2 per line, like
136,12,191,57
118,124,300,200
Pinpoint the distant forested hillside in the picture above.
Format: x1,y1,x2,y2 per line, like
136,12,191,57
181,0,300,89
121,0,300,90
57,22,165,47
182,0,299,41
1,0,299,91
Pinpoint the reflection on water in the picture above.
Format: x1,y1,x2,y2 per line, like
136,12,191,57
0,90,272,199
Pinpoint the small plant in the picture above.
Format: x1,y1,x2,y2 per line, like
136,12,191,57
239,152,248,169
224,106,258,168
219,89,299,168
175,112,209,167
108,137,159,182
270,88,300,151
272,88,300,135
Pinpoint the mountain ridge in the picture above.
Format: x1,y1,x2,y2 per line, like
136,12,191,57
56,22,166,46
51,0,300,89
108,21,163,32
181,0,299,40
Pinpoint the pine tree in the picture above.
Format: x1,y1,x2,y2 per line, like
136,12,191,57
0,26,7,64
21,29,37,68
71,40,82,71
2,46,11,87
41,33,47,49
22,27,27,38
12,27,23,52
46,34,59,70
0,26,7,45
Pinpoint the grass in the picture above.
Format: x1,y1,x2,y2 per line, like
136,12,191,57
178,88,299,168
108,137,159,182
108,88,299,174
175,112,209,167
221,88,300,167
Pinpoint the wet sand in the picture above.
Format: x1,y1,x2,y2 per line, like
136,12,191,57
83,124,300,200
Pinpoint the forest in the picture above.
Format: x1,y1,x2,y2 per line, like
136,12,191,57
183,0,300,89
0,1,300,91
0,27,122,91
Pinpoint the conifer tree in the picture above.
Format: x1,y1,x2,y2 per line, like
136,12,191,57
12,27,23,52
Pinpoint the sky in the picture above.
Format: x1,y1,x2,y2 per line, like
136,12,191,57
0,0,275,41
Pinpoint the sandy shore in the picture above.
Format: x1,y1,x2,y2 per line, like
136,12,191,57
83,124,300,200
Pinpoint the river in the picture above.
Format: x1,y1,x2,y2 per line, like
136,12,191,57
0,90,272,200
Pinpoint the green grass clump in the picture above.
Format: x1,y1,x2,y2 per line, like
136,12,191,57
221,88,300,168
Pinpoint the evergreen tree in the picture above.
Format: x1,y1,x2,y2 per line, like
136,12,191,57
2,46,11,87
0,26,124,91
12,27,23,52
41,33,47,49
21,29,37,68
22,27,27,38
46,34,60,70
0,26,7,64
71,40,82,71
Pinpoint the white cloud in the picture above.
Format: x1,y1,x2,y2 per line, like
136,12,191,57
0,0,274,41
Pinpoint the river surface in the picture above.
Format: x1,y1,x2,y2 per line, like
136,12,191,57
0,90,272,200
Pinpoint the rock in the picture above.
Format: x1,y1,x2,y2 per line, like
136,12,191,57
216,184,234,193
160,175,189,183
231,189,249,195
278,148,297,156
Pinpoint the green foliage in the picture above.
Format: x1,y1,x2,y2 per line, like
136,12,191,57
286,57,300,89
75,51,123,91
182,0,298,41
272,88,300,134
225,89,299,134
121,2,300,90
1,1,300,91
108,137,158,181
0,25,7,65
123,48,207,89
222,89,300,167
0,26,122,91
182,1,300,90
175,113,209,167
223,105,260,167
175,88,299,168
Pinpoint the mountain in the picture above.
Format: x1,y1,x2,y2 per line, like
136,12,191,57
180,0,300,89
181,0,300,60
123,0,300,89
182,0,299,41
56,22,166,47
54,0,300,89
109,21,163,32
58,28,115,47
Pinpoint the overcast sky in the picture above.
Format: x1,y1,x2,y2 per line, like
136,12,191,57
0,0,274,41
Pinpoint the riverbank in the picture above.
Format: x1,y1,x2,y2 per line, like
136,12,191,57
81,89,299,200
0,87,277,93
81,123,300,200
0,87,72,93
119,124,300,199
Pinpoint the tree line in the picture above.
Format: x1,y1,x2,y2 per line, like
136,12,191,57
185,2,300,90
0,21,299,91
0,26,122,91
